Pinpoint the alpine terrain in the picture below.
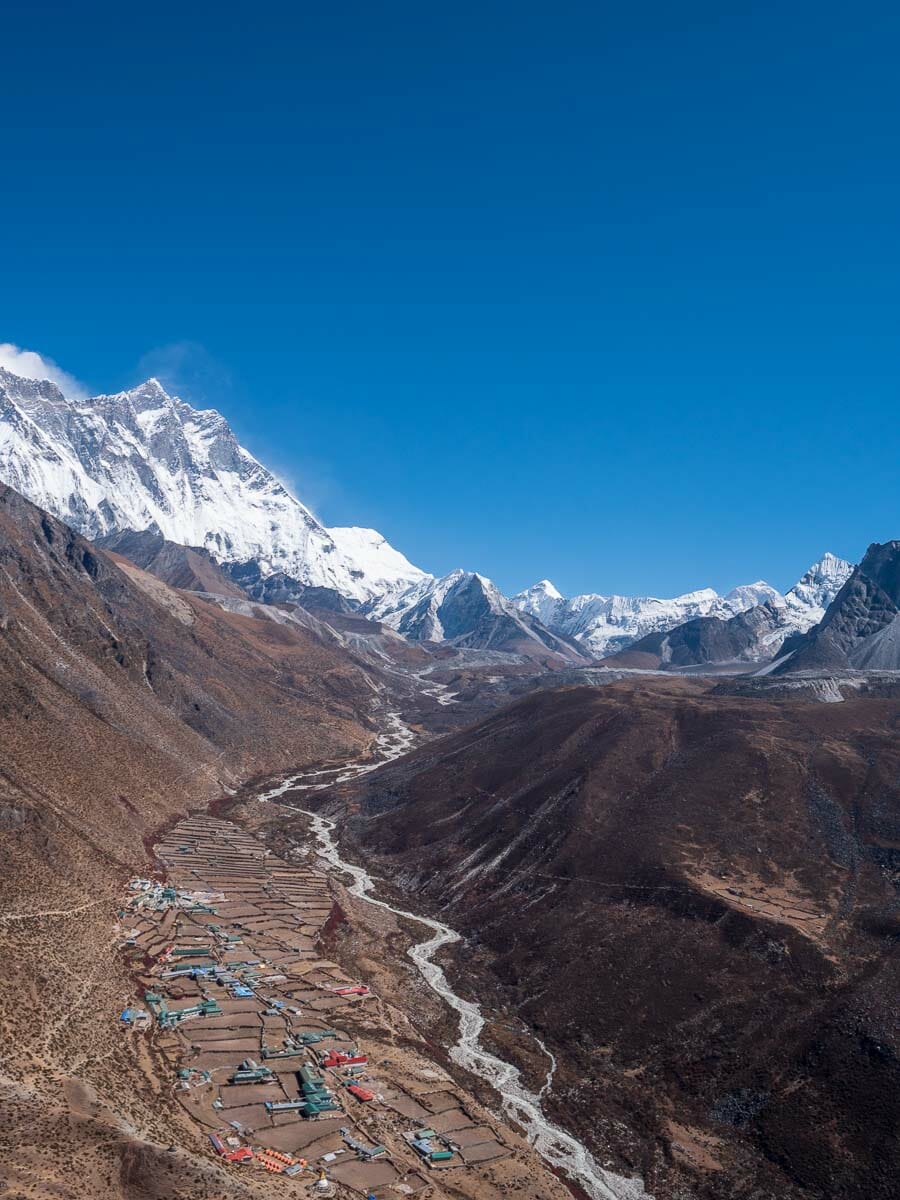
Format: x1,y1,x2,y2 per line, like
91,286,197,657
774,541,900,672
0,366,426,603
0,364,853,662
512,555,851,660
0,354,896,1200
604,553,853,670
309,678,900,1200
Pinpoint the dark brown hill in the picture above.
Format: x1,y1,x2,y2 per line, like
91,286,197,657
323,679,900,1200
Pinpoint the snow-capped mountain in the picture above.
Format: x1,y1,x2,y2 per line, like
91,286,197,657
362,569,589,662
513,579,775,657
513,579,566,628
781,551,853,627
773,543,900,673
0,367,426,603
0,359,856,662
610,555,854,670
512,561,851,659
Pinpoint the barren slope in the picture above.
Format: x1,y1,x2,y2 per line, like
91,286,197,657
320,679,900,1200
97,527,248,596
0,484,376,1198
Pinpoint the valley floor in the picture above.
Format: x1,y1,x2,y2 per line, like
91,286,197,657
0,754,584,1200
116,813,555,1200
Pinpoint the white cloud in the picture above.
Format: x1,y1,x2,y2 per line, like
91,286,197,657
0,343,88,401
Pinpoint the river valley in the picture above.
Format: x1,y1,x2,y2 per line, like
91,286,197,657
257,709,650,1200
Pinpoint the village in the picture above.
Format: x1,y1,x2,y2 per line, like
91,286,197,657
118,815,515,1198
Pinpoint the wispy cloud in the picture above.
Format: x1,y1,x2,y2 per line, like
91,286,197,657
134,342,346,520
259,453,345,523
0,343,88,401
135,341,234,409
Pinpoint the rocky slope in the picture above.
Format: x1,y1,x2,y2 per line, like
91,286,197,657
605,601,791,669
0,365,425,602
0,483,378,1199
320,679,900,1200
774,541,900,672
96,527,247,596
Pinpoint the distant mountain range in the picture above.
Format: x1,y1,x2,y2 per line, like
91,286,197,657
599,552,853,669
363,569,589,663
510,563,852,659
0,361,871,670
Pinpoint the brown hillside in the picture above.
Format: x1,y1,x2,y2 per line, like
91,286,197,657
324,678,900,1200
0,484,374,1198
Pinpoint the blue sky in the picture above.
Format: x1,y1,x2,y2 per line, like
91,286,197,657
2,1,899,597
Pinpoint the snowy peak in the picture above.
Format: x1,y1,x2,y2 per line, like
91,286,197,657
527,579,563,601
512,581,756,657
327,527,427,598
784,552,853,624
596,555,856,668
0,366,66,411
0,367,426,603
119,376,171,411
513,579,566,627
511,571,834,659
364,569,588,662
773,543,900,673
723,580,784,610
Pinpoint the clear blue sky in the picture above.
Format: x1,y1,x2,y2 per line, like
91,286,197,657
2,1,899,597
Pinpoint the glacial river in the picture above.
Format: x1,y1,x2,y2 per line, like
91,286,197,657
259,712,650,1200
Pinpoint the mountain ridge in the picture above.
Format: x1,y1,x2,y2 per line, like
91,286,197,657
0,366,426,603
0,360,861,665
773,540,900,672
363,568,591,664
316,678,900,1200
515,554,853,661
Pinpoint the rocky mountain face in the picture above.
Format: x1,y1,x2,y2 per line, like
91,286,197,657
607,601,791,669
97,527,247,596
775,541,900,672
322,679,900,1200
224,559,357,612
0,483,377,875
362,569,591,664
0,366,425,602
512,578,785,657
523,555,853,668
781,550,853,626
